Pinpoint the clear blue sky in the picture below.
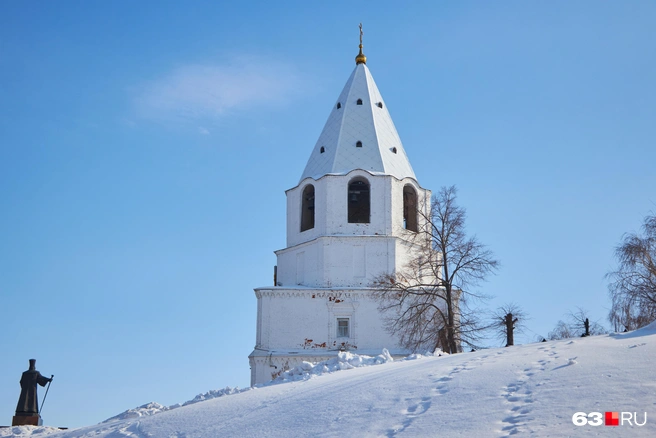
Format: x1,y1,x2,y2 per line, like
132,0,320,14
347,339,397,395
1,1,654,428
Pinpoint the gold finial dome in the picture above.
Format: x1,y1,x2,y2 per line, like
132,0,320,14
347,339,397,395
355,23,366,65
355,44,367,65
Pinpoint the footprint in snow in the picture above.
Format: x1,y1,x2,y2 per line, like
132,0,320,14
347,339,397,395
629,343,647,348
553,357,577,370
404,396,432,417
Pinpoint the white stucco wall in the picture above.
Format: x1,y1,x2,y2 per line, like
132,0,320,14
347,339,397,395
249,287,412,384
254,288,404,351
275,236,394,287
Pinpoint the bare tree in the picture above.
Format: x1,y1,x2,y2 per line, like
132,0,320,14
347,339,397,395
547,320,573,341
548,308,607,340
568,307,607,337
607,214,656,331
373,186,499,354
491,303,528,347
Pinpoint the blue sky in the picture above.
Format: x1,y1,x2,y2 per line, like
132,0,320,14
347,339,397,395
1,1,655,428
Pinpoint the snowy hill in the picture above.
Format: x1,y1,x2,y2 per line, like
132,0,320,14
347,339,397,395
4,324,656,437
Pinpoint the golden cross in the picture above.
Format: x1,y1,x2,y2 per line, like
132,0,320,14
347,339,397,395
359,23,363,45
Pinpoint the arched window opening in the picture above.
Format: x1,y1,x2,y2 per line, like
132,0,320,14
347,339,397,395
377,102,383,109
301,185,315,232
403,185,418,232
357,99,363,105
392,147,397,154
320,146,325,154
337,102,342,109
348,178,370,224
356,141,362,148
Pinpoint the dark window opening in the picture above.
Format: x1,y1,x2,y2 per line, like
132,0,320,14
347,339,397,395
403,185,418,232
377,102,383,108
392,147,397,154
320,146,325,153
301,185,315,232
356,141,362,148
337,318,350,337
348,179,370,224
357,99,363,105
337,102,341,109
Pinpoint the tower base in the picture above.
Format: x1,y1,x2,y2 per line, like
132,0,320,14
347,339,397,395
12,415,42,426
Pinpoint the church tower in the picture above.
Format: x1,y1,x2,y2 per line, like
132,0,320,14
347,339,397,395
249,29,432,385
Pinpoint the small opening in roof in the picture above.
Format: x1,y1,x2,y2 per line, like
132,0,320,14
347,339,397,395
377,102,383,109
392,147,397,154
336,102,341,109
356,141,362,148
357,99,363,105
320,146,325,153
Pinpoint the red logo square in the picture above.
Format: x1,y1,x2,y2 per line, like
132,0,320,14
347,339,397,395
605,411,619,426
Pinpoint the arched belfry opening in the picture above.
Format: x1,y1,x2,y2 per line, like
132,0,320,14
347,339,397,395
348,178,370,224
301,184,315,232
403,185,418,232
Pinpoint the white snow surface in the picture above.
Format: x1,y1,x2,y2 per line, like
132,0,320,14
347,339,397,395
99,348,400,423
3,325,656,437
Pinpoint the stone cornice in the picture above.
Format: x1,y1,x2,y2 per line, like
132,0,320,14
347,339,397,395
274,233,406,256
254,288,377,300
289,169,425,194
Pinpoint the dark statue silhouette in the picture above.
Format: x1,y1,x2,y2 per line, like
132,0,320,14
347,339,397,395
12,359,53,426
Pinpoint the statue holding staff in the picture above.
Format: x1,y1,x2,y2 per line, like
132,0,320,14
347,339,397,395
12,359,53,426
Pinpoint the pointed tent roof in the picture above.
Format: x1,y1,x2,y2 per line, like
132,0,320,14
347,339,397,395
299,62,416,182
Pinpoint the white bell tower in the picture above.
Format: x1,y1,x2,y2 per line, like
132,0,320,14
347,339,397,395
249,30,432,385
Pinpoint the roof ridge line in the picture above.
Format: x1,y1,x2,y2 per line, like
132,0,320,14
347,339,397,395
363,65,384,172
330,75,353,174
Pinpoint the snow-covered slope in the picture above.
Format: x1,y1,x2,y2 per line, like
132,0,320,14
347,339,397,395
4,325,656,437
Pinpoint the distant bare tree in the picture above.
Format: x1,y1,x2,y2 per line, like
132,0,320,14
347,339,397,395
568,307,607,337
548,308,607,340
548,320,574,341
491,303,528,347
608,299,652,333
373,186,499,354
607,214,656,331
